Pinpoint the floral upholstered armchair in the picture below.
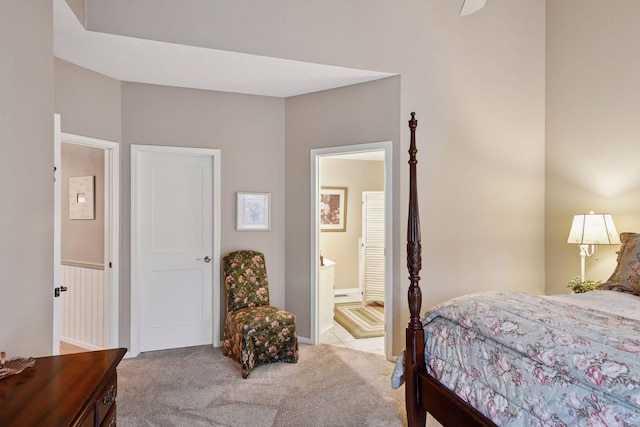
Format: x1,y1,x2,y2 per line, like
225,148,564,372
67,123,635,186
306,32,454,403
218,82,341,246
222,250,299,378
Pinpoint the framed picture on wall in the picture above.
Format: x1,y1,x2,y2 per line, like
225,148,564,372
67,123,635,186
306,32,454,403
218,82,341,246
236,192,271,231
69,175,95,220
320,186,348,232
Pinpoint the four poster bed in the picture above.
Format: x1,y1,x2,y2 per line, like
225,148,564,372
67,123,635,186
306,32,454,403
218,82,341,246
396,113,640,426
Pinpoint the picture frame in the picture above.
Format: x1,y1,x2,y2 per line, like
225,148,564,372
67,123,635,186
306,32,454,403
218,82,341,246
69,175,95,220
236,192,271,231
320,186,348,232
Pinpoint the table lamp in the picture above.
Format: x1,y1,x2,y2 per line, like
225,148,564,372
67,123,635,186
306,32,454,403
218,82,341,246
567,211,621,281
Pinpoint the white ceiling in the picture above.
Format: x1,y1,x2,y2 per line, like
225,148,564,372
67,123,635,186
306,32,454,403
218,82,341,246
53,0,394,98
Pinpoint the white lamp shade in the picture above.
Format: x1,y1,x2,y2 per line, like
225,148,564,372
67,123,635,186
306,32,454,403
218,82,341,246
567,212,621,245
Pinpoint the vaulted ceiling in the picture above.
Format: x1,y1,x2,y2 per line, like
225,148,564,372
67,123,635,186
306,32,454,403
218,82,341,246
54,0,394,97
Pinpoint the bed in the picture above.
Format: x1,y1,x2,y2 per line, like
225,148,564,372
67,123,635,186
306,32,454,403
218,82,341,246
395,113,640,426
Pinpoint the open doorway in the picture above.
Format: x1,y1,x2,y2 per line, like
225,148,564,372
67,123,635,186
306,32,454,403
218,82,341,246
310,141,393,359
54,131,119,354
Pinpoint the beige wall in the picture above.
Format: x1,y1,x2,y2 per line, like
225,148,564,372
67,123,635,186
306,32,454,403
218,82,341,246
0,1,54,356
65,0,85,27
282,2,545,353
91,0,544,352
55,69,391,348
12,0,551,356
320,158,384,291
121,82,286,345
54,60,125,343
61,143,105,265
55,59,121,143
54,64,287,348
286,77,402,346
545,0,640,294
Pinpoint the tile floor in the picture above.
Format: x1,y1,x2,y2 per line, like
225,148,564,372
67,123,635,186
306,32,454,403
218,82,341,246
320,320,385,356
321,293,386,356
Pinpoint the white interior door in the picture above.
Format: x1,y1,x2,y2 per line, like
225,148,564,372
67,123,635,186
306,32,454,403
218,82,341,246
134,147,214,352
57,133,120,351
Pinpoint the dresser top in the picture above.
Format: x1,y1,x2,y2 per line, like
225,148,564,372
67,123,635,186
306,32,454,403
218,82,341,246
0,348,126,426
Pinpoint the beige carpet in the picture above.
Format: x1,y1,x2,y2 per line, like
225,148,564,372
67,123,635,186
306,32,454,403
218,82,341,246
117,344,409,427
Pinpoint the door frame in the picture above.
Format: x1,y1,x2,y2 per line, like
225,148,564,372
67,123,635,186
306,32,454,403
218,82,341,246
53,114,61,354
54,130,121,352
310,141,393,359
130,144,221,357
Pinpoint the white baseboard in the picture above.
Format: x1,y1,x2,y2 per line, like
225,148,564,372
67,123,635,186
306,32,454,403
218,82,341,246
333,288,360,297
60,337,102,351
320,322,334,335
298,336,312,345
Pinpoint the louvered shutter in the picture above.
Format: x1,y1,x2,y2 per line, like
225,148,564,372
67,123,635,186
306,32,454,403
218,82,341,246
362,191,385,305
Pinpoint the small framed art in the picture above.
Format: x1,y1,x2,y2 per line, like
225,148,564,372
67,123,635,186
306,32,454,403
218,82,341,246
320,186,347,232
69,175,95,220
236,192,271,231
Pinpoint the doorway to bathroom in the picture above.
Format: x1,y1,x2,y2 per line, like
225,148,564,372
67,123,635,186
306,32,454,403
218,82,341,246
310,141,392,359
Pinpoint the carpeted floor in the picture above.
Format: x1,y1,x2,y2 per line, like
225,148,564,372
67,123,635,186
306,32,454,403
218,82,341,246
117,344,411,426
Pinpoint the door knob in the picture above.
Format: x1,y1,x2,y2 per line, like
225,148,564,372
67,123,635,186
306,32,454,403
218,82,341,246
200,256,212,263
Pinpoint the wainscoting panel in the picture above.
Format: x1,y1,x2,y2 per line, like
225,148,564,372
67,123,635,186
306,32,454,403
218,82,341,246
60,263,108,349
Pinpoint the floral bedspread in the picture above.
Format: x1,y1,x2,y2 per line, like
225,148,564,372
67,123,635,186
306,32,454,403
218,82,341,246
395,290,640,426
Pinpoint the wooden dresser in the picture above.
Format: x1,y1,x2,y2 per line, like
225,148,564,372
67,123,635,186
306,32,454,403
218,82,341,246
0,348,126,426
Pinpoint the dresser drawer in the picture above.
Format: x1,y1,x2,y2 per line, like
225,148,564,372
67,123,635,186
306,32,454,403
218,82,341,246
100,403,116,427
77,406,96,427
95,372,117,426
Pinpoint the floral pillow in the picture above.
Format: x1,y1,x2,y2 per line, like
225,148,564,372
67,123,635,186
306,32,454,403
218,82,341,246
223,250,271,312
597,232,640,296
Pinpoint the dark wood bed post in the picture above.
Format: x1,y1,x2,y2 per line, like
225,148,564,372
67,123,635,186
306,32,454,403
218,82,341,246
405,112,427,427
402,113,497,427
